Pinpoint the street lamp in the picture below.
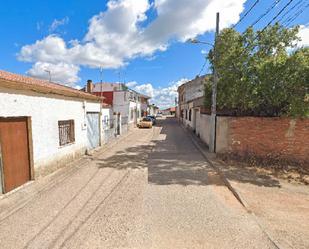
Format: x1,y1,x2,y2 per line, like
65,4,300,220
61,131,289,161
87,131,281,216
187,38,214,47
44,69,51,82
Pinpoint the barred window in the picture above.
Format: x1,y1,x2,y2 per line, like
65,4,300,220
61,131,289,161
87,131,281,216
58,120,75,146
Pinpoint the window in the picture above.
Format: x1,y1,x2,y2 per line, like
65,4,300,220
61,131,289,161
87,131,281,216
130,108,134,120
189,109,192,121
185,110,188,119
58,120,75,146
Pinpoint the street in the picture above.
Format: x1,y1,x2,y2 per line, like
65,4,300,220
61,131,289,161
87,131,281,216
0,117,277,249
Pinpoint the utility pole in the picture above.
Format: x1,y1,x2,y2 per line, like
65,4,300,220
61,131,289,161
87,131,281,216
209,12,219,153
100,66,103,98
45,70,51,82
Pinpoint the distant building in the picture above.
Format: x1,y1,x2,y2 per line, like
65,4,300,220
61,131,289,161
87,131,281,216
161,107,176,116
148,104,159,116
86,82,150,129
177,75,208,130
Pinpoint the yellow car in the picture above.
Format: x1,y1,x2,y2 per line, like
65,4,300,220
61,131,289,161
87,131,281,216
138,117,153,128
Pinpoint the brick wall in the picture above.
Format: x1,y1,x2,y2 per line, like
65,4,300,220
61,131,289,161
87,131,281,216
216,117,309,164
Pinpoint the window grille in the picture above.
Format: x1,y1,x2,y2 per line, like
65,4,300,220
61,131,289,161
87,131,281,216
58,120,75,146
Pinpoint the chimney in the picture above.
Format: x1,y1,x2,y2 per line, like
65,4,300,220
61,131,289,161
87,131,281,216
86,80,93,93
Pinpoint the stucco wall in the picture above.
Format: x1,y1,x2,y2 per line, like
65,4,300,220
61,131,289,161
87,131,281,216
113,91,129,118
0,87,101,175
184,76,204,102
196,114,211,146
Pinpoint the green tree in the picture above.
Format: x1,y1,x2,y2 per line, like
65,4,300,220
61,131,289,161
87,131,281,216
205,23,308,117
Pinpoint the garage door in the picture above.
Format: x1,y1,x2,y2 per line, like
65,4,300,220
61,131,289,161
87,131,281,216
0,117,31,193
86,113,100,149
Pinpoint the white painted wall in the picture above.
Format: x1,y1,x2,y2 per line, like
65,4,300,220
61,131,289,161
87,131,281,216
196,113,211,146
93,83,123,92
113,91,129,118
0,87,101,170
113,91,142,124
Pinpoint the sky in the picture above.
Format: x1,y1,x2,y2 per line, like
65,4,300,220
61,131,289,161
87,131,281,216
0,0,308,109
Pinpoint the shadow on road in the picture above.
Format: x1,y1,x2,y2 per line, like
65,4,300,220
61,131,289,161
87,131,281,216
98,117,281,188
185,120,281,188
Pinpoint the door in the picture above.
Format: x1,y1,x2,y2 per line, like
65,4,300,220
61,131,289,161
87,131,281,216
86,113,100,149
0,117,31,193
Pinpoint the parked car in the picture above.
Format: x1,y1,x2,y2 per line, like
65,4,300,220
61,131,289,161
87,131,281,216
138,117,153,128
156,113,163,117
147,115,156,125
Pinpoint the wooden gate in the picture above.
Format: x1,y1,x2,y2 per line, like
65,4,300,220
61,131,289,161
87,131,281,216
0,117,31,193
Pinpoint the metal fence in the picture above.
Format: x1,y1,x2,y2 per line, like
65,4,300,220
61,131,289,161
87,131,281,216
102,115,129,144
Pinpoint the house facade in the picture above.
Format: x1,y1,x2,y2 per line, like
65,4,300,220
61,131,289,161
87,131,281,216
90,82,150,128
148,104,159,116
0,70,102,194
177,75,207,131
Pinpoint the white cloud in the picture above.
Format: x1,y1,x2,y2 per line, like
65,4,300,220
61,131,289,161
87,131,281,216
134,83,155,98
298,24,309,47
18,0,246,85
126,81,138,87
27,62,80,86
49,17,69,33
129,78,188,109
201,49,208,55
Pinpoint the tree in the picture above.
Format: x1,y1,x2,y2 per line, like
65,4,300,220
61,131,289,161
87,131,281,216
205,23,308,117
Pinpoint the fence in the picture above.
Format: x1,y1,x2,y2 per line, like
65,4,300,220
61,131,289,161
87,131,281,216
102,115,129,144
193,113,309,166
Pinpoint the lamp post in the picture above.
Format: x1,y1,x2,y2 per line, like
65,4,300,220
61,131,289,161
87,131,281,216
44,70,51,82
188,12,220,153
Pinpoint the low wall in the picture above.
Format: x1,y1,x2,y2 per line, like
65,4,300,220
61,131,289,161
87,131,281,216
196,114,211,146
216,117,309,165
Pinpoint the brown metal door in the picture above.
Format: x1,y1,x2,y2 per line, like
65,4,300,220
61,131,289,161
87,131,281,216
0,117,30,193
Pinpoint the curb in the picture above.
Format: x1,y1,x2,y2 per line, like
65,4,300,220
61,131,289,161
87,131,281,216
183,126,248,208
181,125,282,249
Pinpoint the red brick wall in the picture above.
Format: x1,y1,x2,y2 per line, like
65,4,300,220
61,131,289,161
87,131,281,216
226,117,309,164
93,91,113,105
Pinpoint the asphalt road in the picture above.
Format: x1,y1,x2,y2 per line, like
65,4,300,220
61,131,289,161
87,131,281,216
0,117,277,249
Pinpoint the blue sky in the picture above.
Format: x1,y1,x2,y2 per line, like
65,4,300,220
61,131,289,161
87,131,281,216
0,0,308,108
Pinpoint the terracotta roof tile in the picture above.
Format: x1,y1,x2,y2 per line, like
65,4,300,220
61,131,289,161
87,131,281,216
0,70,100,101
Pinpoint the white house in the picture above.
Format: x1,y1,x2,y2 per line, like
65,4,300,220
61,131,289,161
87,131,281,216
148,104,159,116
0,70,102,194
178,75,207,129
91,82,150,129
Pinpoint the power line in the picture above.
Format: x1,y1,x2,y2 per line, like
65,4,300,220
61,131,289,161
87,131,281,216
233,0,260,28
282,1,309,26
250,0,282,27
286,3,309,26
198,58,208,76
260,0,296,32
277,0,304,23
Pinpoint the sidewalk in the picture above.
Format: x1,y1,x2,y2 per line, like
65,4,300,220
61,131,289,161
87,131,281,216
0,128,136,219
186,128,309,249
